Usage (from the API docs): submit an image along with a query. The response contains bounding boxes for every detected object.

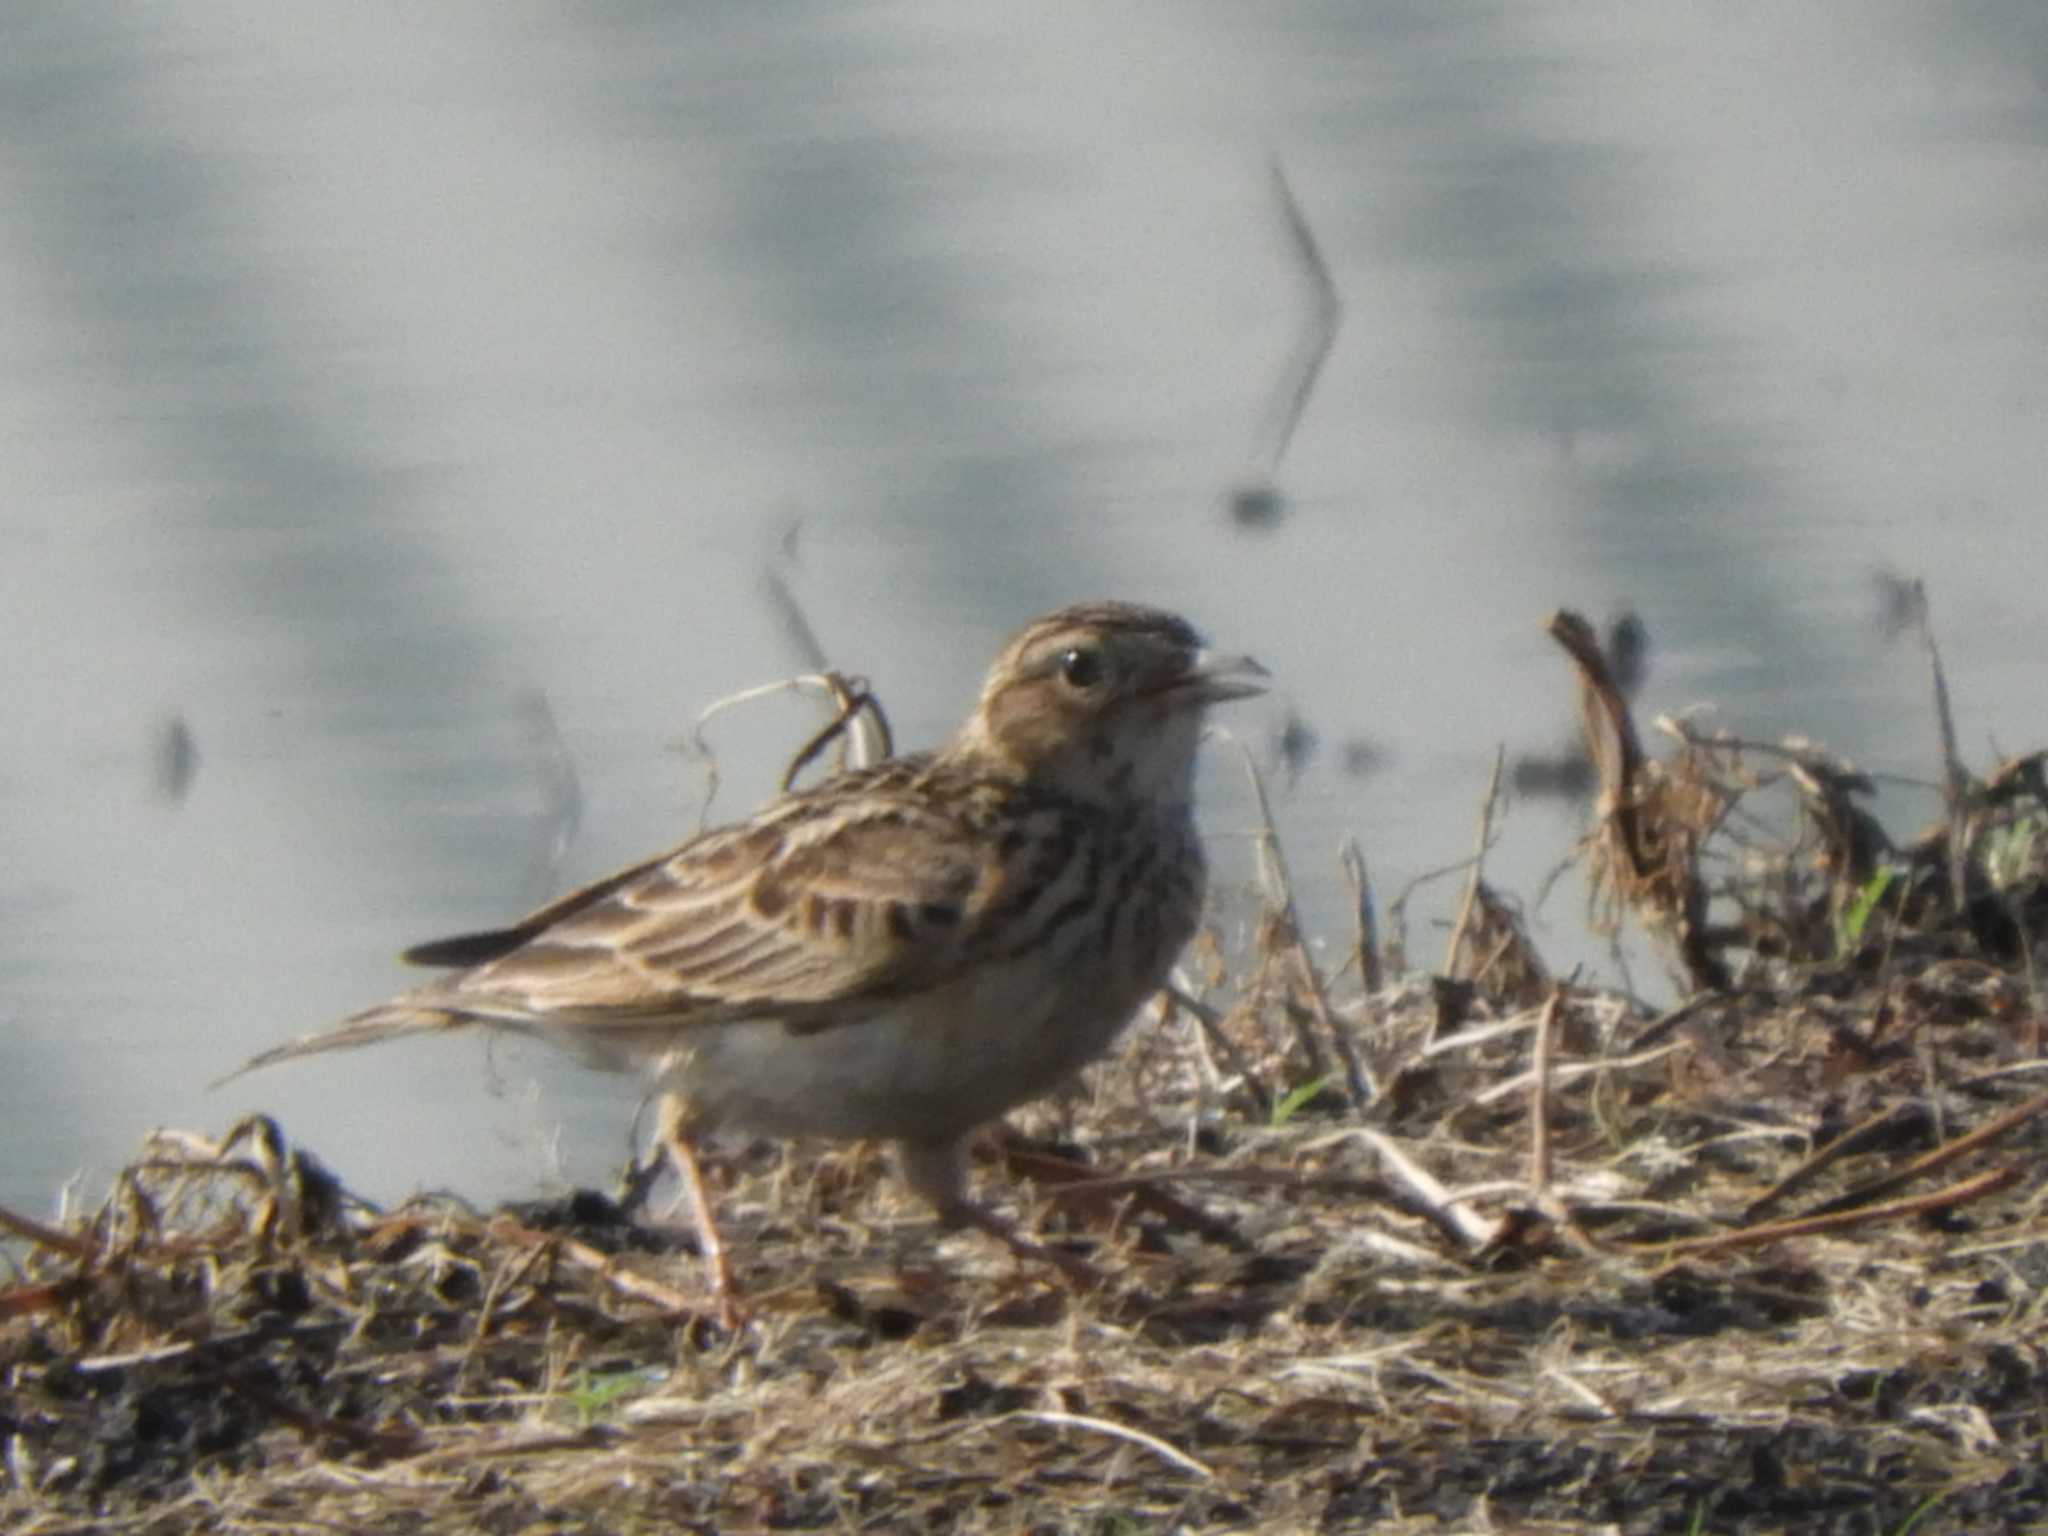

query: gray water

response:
[5,2,2044,1214]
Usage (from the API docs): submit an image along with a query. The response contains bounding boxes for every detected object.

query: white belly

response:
[651,946,1155,1146]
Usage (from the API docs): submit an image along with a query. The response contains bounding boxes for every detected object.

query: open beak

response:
[1174,648,1270,705]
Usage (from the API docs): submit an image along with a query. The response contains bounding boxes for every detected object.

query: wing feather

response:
[428,764,1014,1035]
[229,759,1075,1078]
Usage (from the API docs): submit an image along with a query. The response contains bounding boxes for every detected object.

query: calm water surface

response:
[4,2,2044,1212]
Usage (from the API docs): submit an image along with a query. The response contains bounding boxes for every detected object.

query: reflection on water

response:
[4,1,2045,1213]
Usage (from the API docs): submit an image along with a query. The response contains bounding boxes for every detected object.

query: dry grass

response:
[8,654,2048,1534]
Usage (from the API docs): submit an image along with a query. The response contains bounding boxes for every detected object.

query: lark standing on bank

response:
[235,601,1266,1310]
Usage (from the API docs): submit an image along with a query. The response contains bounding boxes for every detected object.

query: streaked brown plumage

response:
[232,601,1265,1311]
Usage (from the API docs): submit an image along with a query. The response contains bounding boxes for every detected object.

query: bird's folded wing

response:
[457,788,1007,1035]
[225,773,1072,1080]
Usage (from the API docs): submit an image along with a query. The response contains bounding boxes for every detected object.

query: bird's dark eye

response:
[1060,646,1105,689]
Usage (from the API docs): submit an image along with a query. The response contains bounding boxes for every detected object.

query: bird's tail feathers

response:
[212,1002,468,1089]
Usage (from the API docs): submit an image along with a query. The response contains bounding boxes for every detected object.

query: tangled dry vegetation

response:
[6,616,2048,1535]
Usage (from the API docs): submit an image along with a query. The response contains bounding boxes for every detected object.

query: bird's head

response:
[949,601,1267,804]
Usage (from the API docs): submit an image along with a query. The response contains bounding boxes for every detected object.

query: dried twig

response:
[0,1203,98,1259]
[1444,746,1509,983]
[1468,1041,1687,1107]
[1528,986,1564,1195]
[778,674,893,789]
[1163,983,1273,1117]
[1549,610,1731,991]
[486,1217,710,1317]
[1339,836,1382,995]
[1217,730,1374,1108]
[1356,1129,1506,1252]
[1895,577,1972,915]
[1791,1089,2048,1221]
[684,670,892,827]
[1638,1166,2019,1257]
[1742,1102,1921,1221]
[1010,1410,1215,1481]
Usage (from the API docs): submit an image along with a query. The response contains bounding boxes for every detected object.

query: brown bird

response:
[232,601,1266,1314]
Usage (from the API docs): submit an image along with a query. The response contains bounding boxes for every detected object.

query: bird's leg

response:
[658,1093,745,1326]
[896,1136,1105,1288]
